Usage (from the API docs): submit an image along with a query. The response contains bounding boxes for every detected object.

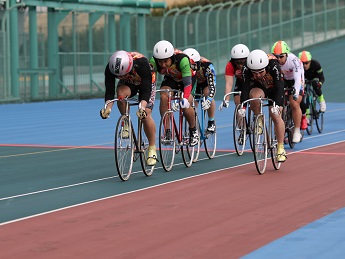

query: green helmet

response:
[271,41,290,55]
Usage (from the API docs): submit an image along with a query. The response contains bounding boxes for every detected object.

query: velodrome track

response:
[0,38,344,258]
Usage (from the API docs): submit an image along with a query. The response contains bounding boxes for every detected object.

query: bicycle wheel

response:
[247,107,254,152]
[203,110,216,159]
[114,115,134,181]
[253,114,267,174]
[233,104,247,156]
[182,118,195,167]
[191,113,201,162]
[269,119,281,170]
[159,111,176,172]
[306,99,314,135]
[138,120,154,177]
[286,106,295,149]
[314,99,324,133]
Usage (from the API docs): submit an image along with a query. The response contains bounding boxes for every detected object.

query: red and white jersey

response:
[279,52,305,93]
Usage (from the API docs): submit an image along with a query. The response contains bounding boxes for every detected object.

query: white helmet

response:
[231,44,250,59]
[153,40,174,59]
[246,49,269,70]
[183,48,201,62]
[108,50,133,76]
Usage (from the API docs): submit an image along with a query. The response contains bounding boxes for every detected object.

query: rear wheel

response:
[253,114,267,175]
[114,115,134,181]
[233,104,246,156]
[159,111,176,172]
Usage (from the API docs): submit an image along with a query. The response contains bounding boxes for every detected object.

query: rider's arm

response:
[292,57,304,95]
[240,66,251,104]
[205,63,216,99]
[104,64,116,109]
[180,56,193,99]
[314,60,325,85]
[224,62,235,101]
[271,61,285,107]
[136,57,154,108]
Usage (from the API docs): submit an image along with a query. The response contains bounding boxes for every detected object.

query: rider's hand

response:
[312,80,322,89]
[201,97,212,110]
[218,100,229,111]
[271,105,281,115]
[237,108,246,118]
[293,93,299,101]
[136,108,147,120]
[180,98,190,109]
[171,100,179,111]
[100,108,111,119]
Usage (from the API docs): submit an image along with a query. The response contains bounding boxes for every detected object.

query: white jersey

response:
[279,52,304,93]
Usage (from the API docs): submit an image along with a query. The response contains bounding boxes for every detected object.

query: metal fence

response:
[1,0,345,103]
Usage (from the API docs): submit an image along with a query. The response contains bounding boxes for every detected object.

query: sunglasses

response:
[274,54,286,59]
[251,68,266,74]
[303,61,310,65]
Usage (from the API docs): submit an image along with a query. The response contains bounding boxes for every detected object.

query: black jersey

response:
[304,59,325,84]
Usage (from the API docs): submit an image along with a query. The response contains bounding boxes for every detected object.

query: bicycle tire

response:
[182,118,194,168]
[268,118,281,170]
[233,104,246,156]
[159,111,176,172]
[114,115,134,181]
[314,99,324,133]
[286,105,295,148]
[203,110,216,159]
[138,120,154,177]
[247,107,254,152]
[306,98,314,135]
[192,113,201,162]
[253,114,267,174]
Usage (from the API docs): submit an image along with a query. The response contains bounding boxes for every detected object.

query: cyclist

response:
[298,50,326,112]
[183,48,217,132]
[150,40,199,147]
[240,49,287,162]
[220,43,250,109]
[271,40,306,143]
[100,50,157,166]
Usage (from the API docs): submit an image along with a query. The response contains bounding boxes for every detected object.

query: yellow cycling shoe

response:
[276,147,287,162]
[147,146,157,166]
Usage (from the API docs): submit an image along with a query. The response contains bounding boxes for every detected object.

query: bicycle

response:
[220,91,251,156]
[304,79,324,134]
[156,89,196,172]
[192,93,217,162]
[282,87,295,148]
[240,97,281,174]
[104,97,155,181]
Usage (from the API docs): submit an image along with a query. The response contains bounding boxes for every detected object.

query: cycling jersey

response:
[150,49,194,99]
[104,52,154,104]
[304,59,325,84]
[279,53,304,94]
[241,59,285,106]
[194,57,216,98]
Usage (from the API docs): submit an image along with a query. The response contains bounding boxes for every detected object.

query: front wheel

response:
[204,110,216,159]
[306,99,314,135]
[314,100,324,133]
[138,120,154,177]
[114,115,134,181]
[182,117,195,167]
[233,104,247,156]
[253,114,267,175]
[159,111,176,172]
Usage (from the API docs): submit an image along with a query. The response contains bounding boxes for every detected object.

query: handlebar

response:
[222,91,241,101]
[104,96,139,109]
[240,97,276,109]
